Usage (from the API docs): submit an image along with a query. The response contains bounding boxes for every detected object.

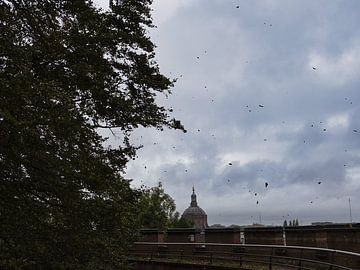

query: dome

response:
[181,186,208,229]
[182,206,207,216]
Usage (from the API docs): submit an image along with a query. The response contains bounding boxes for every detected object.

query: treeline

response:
[284,219,300,227]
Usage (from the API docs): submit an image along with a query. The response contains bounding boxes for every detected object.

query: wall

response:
[205,228,241,243]
[166,228,200,243]
[139,223,360,253]
[285,224,360,252]
[244,226,285,245]
[140,229,164,243]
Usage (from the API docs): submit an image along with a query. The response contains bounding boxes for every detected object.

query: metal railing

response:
[130,242,360,270]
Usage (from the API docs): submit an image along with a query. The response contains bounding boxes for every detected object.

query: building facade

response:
[181,186,208,230]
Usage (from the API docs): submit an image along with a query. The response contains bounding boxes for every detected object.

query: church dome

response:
[181,186,208,229]
[182,206,207,216]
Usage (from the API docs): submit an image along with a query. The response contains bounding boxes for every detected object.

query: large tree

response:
[0,0,183,269]
[138,183,193,230]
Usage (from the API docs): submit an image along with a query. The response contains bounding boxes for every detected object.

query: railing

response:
[131,242,360,270]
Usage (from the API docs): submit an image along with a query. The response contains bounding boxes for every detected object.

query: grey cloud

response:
[94,0,360,225]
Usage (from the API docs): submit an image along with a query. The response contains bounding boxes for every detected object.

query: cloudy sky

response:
[95,0,360,226]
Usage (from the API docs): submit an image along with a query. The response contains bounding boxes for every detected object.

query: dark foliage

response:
[0,0,183,269]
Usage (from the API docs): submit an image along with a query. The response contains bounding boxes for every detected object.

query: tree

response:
[138,182,177,230]
[138,183,193,230]
[283,220,288,227]
[0,0,183,269]
[172,217,194,228]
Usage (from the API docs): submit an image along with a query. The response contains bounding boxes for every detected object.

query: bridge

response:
[130,242,360,270]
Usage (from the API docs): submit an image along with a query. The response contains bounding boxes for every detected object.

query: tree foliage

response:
[283,220,288,227]
[172,217,194,229]
[0,0,183,269]
[283,219,299,227]
[138,183,193,230]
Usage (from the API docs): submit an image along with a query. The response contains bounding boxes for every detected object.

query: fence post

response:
[298,249,303,270]
[269,247,273,270]
[328,251,335,270]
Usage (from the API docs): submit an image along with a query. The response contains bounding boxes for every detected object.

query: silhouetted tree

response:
[0,0,183,269]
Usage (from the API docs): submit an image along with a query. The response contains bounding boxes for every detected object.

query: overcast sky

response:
[95,0,360,226]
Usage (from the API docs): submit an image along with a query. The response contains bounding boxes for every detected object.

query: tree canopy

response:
[138,183,193,230]
[0,0,183,269]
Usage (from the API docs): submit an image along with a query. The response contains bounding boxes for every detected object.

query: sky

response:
[94,0,360,226]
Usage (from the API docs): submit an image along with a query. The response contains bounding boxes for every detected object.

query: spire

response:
[191,185,197,207]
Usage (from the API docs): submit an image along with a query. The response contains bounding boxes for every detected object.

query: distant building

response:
[182,186,208,230]
[247,223,265,227]
[311,222,333,226]
[209,224,226,228]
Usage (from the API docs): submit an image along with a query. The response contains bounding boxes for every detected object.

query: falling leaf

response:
[258,104,264,108]
[229,162,232,165]
[265,182,268,188]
